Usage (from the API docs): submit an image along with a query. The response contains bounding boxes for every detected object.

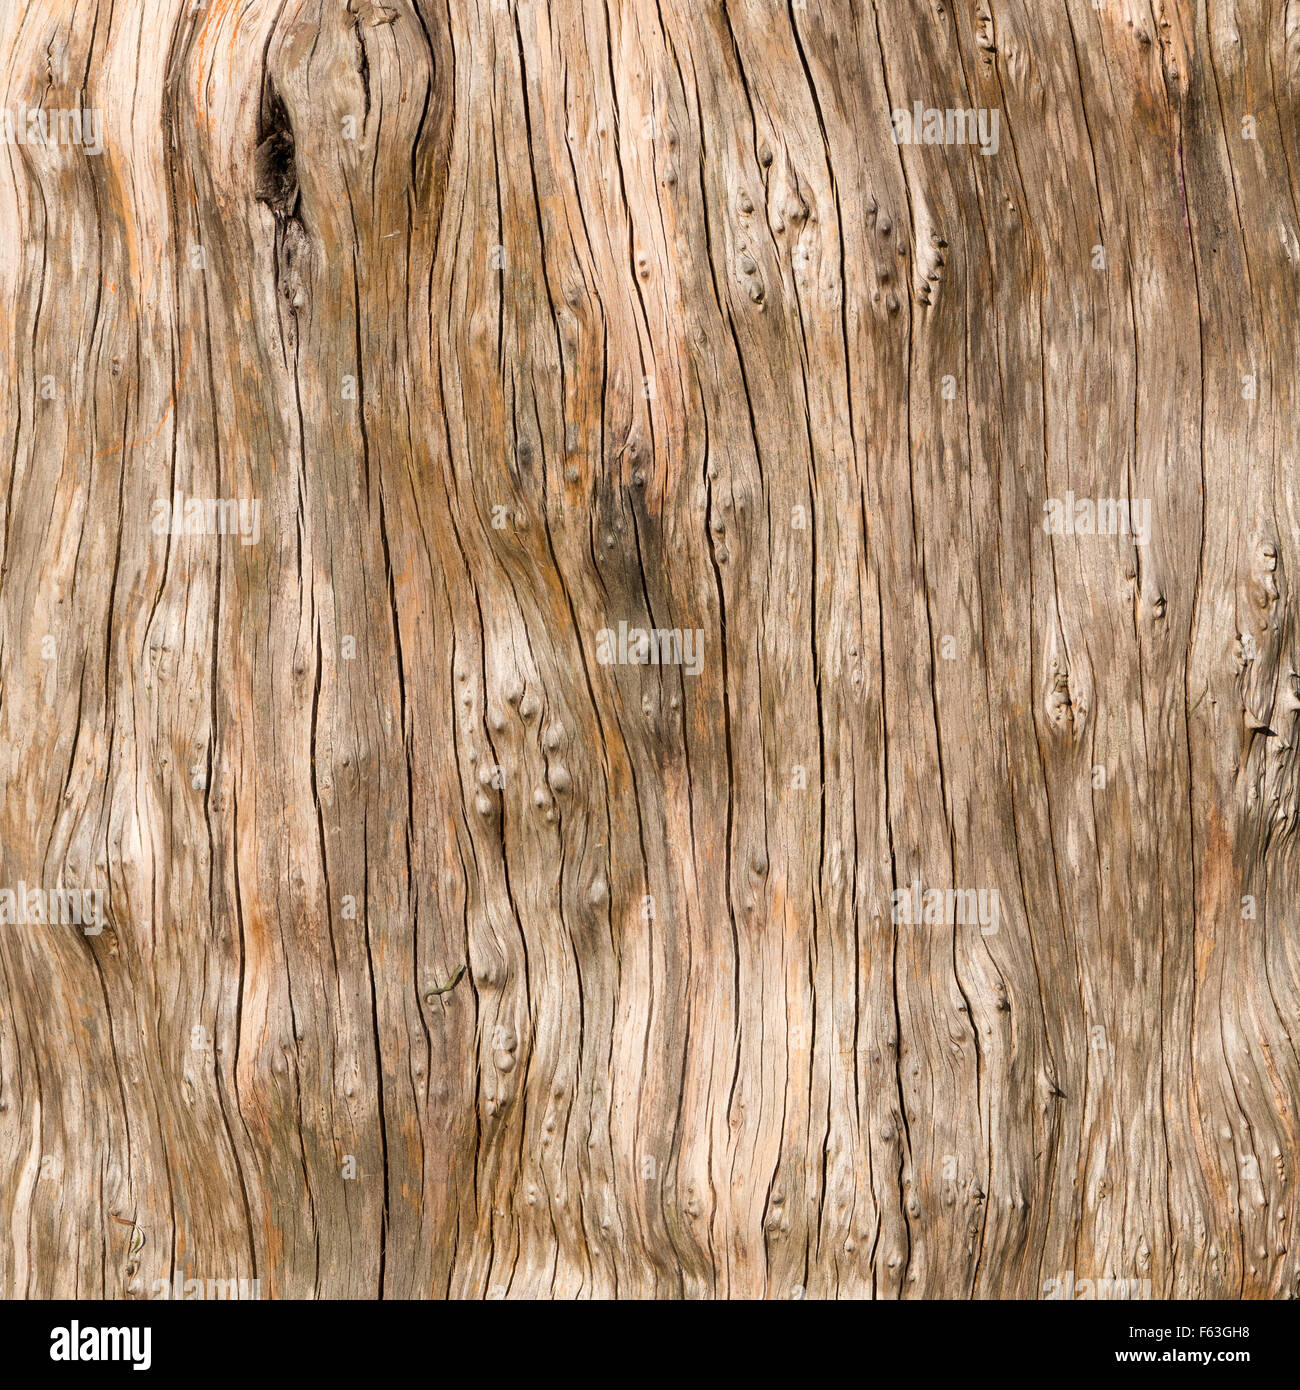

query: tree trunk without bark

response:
[1,0,1299,1301]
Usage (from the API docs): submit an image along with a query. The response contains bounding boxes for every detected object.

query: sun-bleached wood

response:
[1,0,1298,1300]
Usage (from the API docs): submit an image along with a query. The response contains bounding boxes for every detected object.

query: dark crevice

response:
[348,1,372,124]
[254,84,301,226]
[255,78,311,335]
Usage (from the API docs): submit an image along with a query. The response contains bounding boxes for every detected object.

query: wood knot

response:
[1045,660,1081,738]
[254,87,299,223]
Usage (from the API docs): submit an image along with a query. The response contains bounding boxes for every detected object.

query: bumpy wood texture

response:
[2,0,1299,1301]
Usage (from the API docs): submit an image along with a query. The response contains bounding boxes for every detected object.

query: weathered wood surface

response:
[1,0,1298,1300]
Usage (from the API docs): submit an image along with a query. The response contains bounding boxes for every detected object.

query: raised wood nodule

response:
[1,0,1297,1301]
